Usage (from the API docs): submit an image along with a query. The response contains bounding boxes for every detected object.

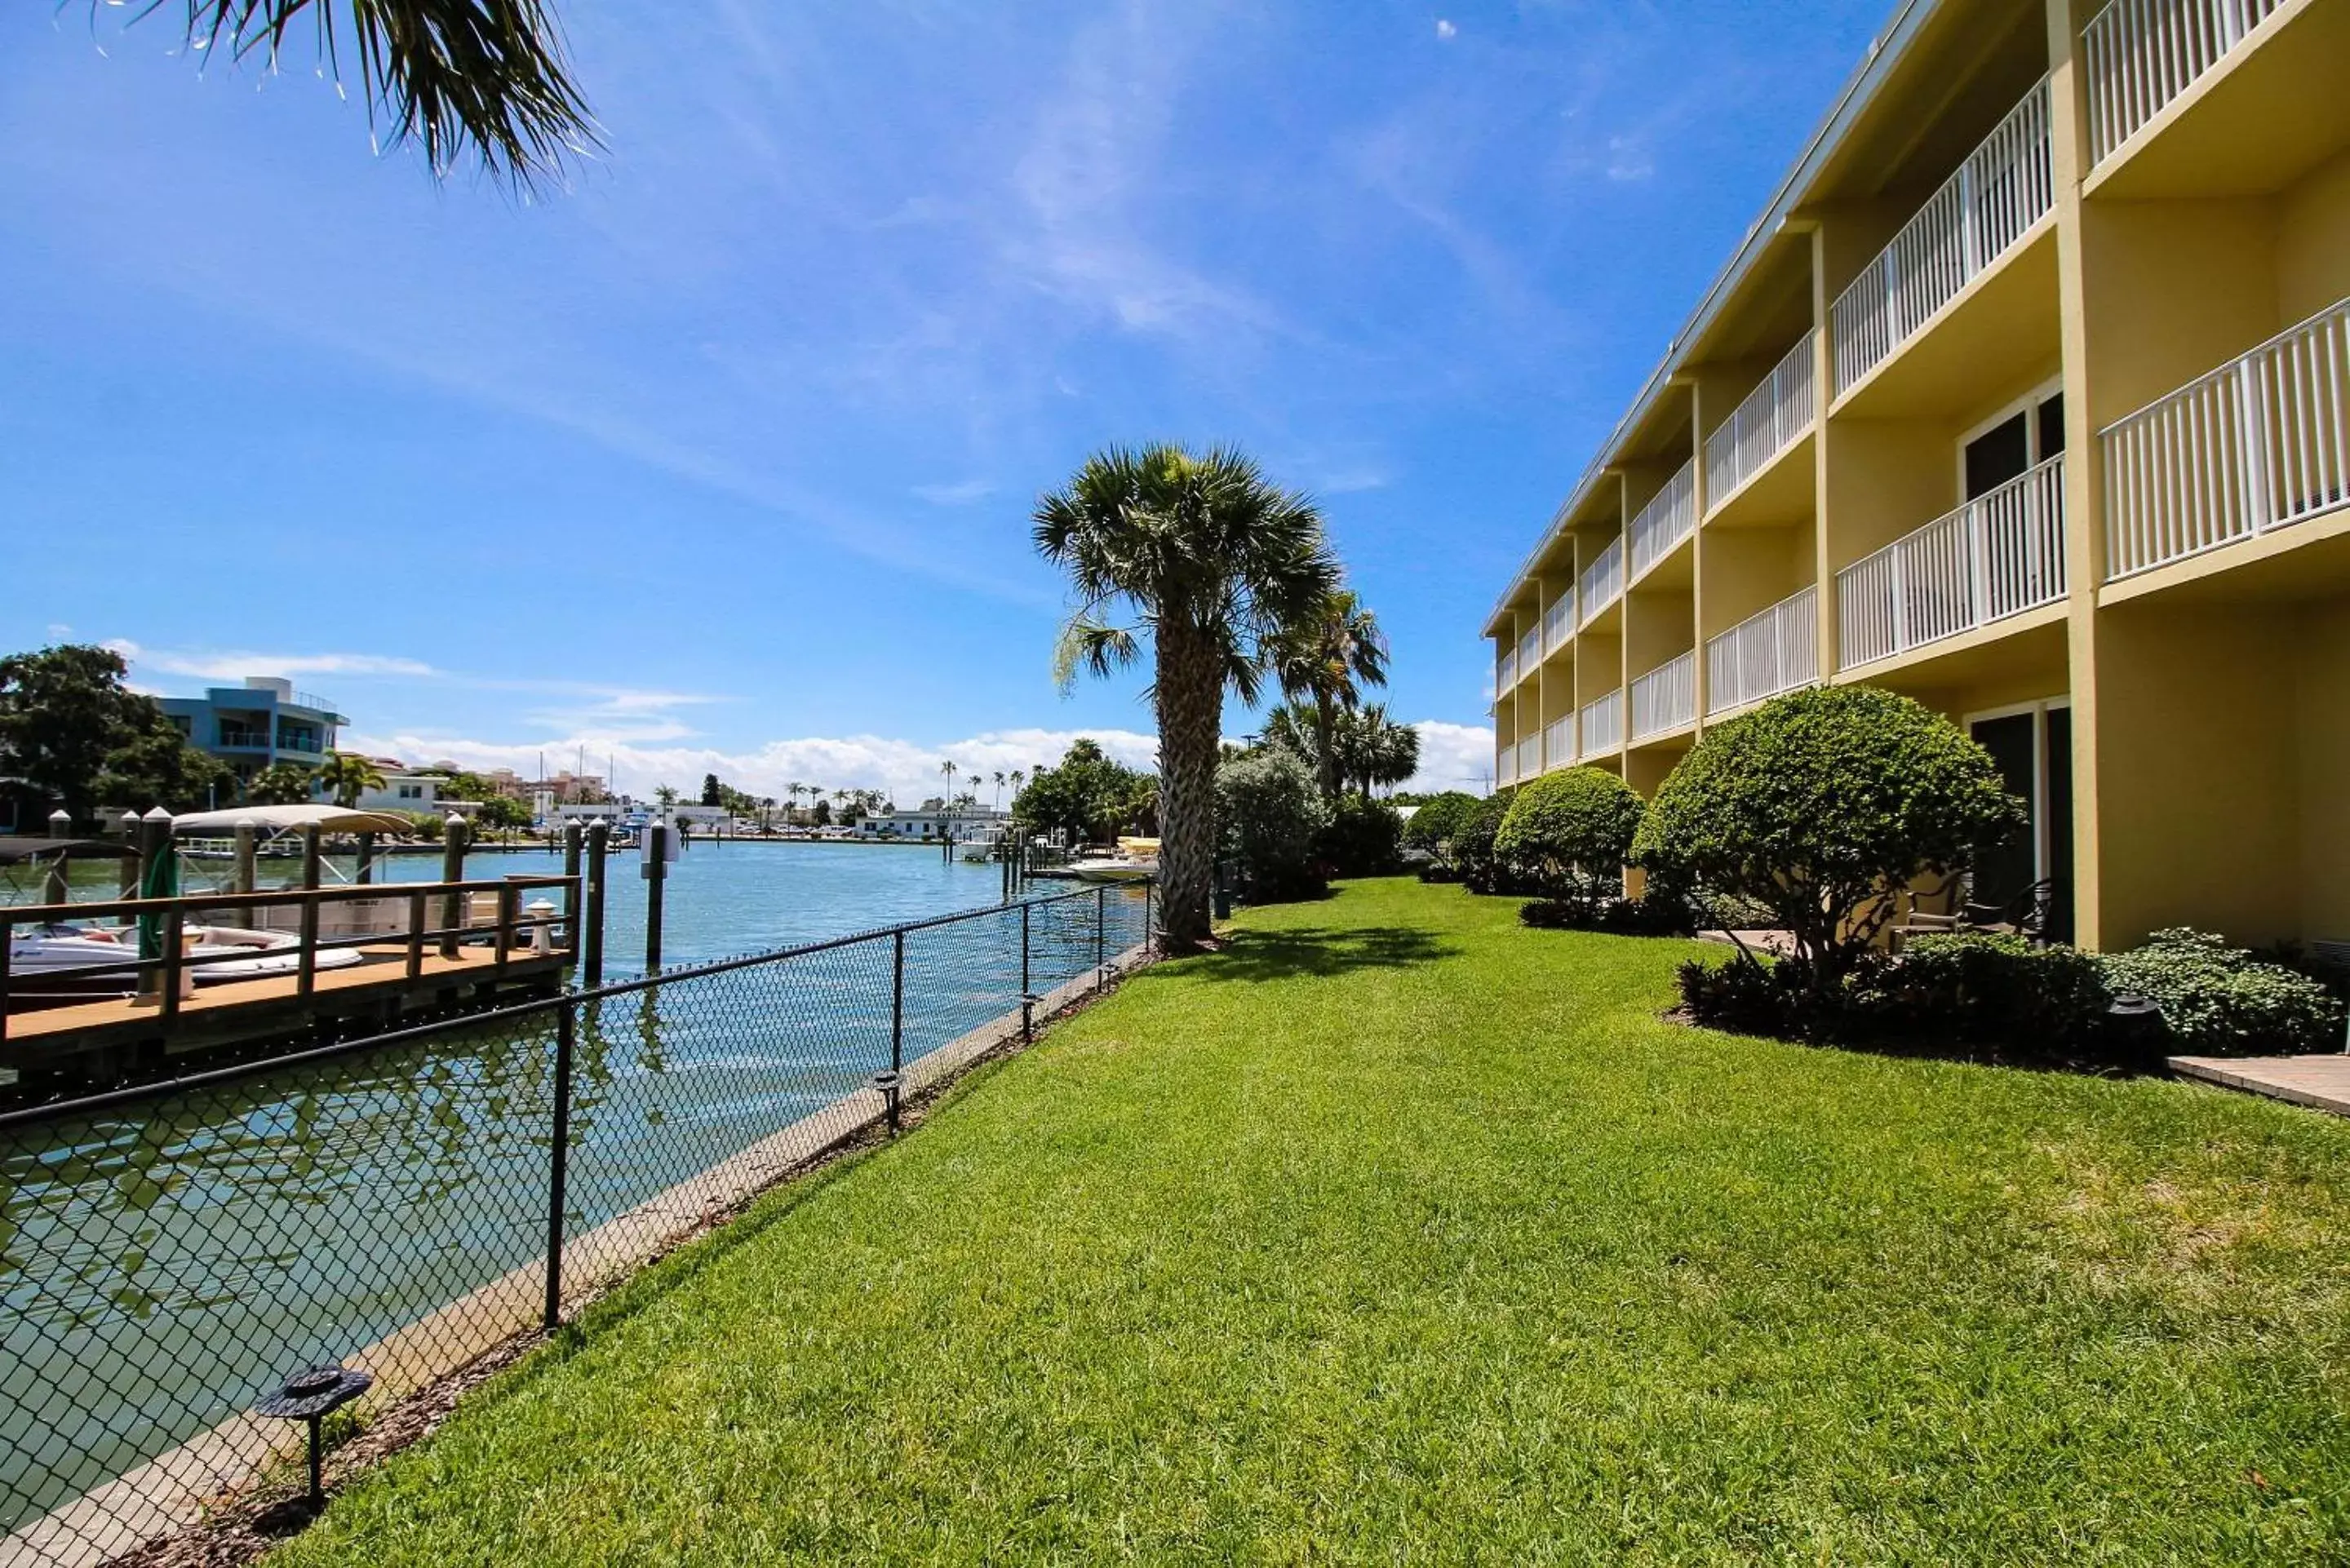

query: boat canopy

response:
[0,837,135,864]
[170,805,416,836]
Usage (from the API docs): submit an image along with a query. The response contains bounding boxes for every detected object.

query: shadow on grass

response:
[1197,924,1459,983]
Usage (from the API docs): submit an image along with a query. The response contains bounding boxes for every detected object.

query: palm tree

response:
[113,1,596,187]
[992,770,1008,809]
[1009,768,1026,803]
[1035,444,1338,947]
[1335,705,1422,796]
[1270,590,1389,800]
[316,751,387,809]
[246,760,320,805]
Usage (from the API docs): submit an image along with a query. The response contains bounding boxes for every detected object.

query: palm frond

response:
[128,1,598,188]
[1050,615,1140,697]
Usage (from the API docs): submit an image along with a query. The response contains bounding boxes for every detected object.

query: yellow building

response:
[1485,0,2350,954]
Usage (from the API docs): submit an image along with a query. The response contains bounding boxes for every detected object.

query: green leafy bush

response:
[1453,788,1518,894]
[1314,795,1403,878]
[1401,791,1479,855]
[1852,932,2112,1050]
[1520,894,1696,937]
[1634,686,2024,996]
[2099,928,2345,1056]
[1216,748,1329,903]
[1493,767,1644,907]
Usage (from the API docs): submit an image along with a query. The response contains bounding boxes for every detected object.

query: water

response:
[0,845,1143,1544]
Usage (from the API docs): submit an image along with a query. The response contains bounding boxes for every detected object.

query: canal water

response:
[0,845,1142,1544]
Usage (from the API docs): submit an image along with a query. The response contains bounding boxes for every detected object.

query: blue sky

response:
[1,0,1886,804]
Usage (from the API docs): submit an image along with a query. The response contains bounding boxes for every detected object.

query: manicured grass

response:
[281,880,2350,1564]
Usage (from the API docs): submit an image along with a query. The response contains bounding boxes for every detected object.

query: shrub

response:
[1401,791,1479,857]
[1493,768,1644,907]
[1454,787,1517,893]
[1851,932,2112,1050]
[1521,893,1697,937]
[1634,686,2024,999]
[2099,928,2345,1056]
[1315,795,1403,878]
[1216,748,1329,903]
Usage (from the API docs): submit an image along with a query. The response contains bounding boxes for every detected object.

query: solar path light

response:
[254,1364,373,1508]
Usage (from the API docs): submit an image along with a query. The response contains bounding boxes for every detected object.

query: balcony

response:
[1704,334,1816,512]
[1518,737,1541,782]
[1578,538,1625,628]
[1830,78,2054,398]
[1629,652,1697,742]
[2102,296,2349,582]
[1516,625,1543,684]
[2082,0,2284,168]
[1705,586,1819,716]
[1838,455,2068,670]
[1544,715,1576,769]
[1541,592,1575,656]
[1580,689,1625,755]
[1496,647,1519,693]
[1496,746,1517,787]
[1627,461,1697,584]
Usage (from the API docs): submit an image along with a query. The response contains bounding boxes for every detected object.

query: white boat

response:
[7,922,368,998]
[1066,837,1159,884]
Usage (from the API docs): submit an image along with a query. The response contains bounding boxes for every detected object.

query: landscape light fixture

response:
[254,1364,373,1508]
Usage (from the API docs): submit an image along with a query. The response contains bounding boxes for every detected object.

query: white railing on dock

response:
[1517,624,1542,678]
[1629,652,1697,742]
[1542,592,1574,654]
[1838,456,2067,669]
[1580,689,1625,755]
[1831,78,2052,395]
[2102,297,2350,581]
[1705,586,1819,716]
[1628,460,1697,582]
[1705,334,1816,509]
[1578,537,1625,627]
[2082,0,2283,167]
[1545,715,1576,769]
[1497,646,1518,692]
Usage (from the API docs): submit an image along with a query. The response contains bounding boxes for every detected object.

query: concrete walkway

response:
[2169,1054,2350,1117]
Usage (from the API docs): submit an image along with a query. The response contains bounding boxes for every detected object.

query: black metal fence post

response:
[544,996,575,1331]
[1020,900,1034,1042]
[886,930,906,1132]
[1095,885,1107,992]
[1143,878,1154,957]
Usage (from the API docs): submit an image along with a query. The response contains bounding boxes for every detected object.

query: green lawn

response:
[281,879,2350,1564]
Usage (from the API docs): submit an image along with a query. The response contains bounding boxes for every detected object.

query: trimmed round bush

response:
[1633,685,2024,991]
[1453,787,1515,893]
[1216,748,1329,902]
[1493,767,1644,902]
[1315,795,1403,878]
[1401,791,1478,853]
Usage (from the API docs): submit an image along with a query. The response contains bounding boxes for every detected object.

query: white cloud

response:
[339,724,1164,812]
[1434,19,1457,41]
[105,640,438,682]
[1604,134,1655,182]
[1403,719,1497,795]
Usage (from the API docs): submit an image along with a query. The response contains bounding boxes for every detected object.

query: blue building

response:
[157,677,347,793]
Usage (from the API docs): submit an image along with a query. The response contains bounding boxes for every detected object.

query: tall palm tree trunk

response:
[1155,622,1222,947]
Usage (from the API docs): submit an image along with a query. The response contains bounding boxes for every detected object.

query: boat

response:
[7,922,368,1003]
[1065,837,1159,884]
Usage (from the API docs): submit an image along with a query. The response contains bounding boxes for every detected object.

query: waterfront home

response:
[1481,0,2350,955]
[157,677,344,794]
[858,803,1009,841]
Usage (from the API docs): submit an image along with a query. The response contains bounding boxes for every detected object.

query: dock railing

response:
[0,879,1155,1568]
[0,875,582,1047]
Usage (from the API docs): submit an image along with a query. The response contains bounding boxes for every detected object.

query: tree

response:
[1035,444,1338,947]
[1399,791,1479,867]
[992,770,1008,809]
[654,783,679,809]
[700,773,723,808]
[1269,590,1388,800]
[246,760,320,804]
[1493,767,1645,909]
[1632,686,2025,997]
[1216,747,1328,902]
[94,706,237,814]
[0,644,165,825]
[317,751,388,809]
[1012,738,1155,844]
[1332,705,1421,796]
[110,1,596,188]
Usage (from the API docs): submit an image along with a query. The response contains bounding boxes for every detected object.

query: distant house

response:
[352,771,480,819]
[858,803,1008,839]
[157,678,344,793]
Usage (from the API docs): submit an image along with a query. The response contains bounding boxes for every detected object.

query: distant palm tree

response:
[246,760,320,805]
[1035,444,1337,946]
[109,1,597,187]
[1270,589,1389,801]
[1009,768,1026,803]
[992,770,1008,809]
[1335,705,1421,796]
[316,751,387,809]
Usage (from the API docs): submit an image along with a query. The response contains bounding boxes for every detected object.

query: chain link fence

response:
[0,881,1153,1566]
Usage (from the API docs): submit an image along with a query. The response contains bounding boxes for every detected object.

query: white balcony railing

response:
[1627,460,1697,581]
[1578,537,1625,627]
[1496,747,1516,788]
[1705,334,1817,508]
[1629,651,1697,742]
[1542,592,1575,655]
[1497,647,1518,692]
[1705,585,1818,717]
[1831,78,2053,394]
[1517,624,1542,677]
[2083,0,2284,167]
[2102,296,2350,581]
[1580,689,1625,755]
[1517,737,1541,782]
[1838,456,2068,669]
[1544,715,1576,769]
